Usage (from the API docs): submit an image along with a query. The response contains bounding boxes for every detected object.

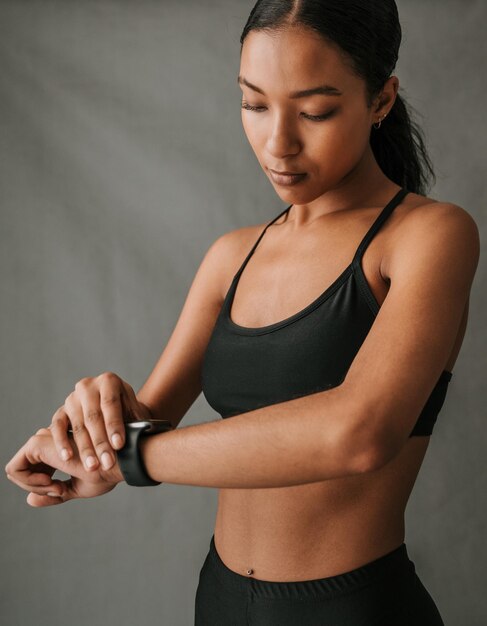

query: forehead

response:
[239,26,358,91]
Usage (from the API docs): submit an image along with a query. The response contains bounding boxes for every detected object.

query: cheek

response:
[312,116,370,168]
[241,113,263,149]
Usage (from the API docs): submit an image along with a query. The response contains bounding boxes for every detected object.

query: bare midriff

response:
[214,435,428,582]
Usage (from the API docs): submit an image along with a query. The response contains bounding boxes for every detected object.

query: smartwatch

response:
[116,419,173,486]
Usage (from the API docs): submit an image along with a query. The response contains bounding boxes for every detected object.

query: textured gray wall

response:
[1,1,485,624]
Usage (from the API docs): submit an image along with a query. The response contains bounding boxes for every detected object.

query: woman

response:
[5,1,480,624]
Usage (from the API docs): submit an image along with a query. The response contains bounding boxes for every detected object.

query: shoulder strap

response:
[351,187,409,269]
[232,204,293,280]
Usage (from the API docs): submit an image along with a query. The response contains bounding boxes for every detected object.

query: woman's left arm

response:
[136,202,480,489]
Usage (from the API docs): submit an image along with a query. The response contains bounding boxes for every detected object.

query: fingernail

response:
[101,451,113,469]
[85,455,97,468]
[111,433,123,448]
[47,492,61,498]
[61,448,70,461]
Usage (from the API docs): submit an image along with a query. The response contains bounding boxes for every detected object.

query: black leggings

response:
[194,534,445,625]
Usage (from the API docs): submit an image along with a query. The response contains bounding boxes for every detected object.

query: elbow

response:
[340,403,397,475]
[351,442,390,474]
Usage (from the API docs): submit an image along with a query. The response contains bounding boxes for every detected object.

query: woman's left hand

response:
[5,427,124,507]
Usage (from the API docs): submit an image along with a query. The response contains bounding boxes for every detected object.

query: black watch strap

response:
[116,420,173,486]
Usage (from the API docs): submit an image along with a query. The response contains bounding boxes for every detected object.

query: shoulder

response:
[401,196,479,235]
[383,197,480,281]
[211,219,266,256]
[205,219,268,298]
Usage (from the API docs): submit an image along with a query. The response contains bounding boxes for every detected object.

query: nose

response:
[265,112,302,159]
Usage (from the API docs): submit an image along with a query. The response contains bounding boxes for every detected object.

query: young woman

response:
[5,1,480,624]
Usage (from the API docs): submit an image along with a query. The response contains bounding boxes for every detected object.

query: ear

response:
[373,75,400,118]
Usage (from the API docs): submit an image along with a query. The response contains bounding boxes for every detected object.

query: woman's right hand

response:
[48,372,154,473]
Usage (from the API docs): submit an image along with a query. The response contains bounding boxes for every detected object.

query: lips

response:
[270,169,305,175]
[268,169,307,186]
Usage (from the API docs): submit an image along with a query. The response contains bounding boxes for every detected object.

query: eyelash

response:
[240,102,336,122]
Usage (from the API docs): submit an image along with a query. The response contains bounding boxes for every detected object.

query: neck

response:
[284,146,399,229]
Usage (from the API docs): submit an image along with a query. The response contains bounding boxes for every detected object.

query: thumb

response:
[26,490,67,507]
[26,477,77,507]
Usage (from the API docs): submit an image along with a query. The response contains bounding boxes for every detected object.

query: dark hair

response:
[240,0,435,196]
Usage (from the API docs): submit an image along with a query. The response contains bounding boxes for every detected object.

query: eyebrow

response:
[237,75,343,98]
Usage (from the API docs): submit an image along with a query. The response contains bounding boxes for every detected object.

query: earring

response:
[373,114,386,130]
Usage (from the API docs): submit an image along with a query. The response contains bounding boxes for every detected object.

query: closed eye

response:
[241,102,337,122]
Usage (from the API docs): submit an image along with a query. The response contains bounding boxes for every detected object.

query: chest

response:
[202,274,373,417]
[228,229,389,329]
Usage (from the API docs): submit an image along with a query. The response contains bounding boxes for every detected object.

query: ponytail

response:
[370,91,435,195]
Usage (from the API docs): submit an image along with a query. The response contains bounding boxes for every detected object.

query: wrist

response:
[138,436,157,481]
[115,419,173,486]
[108,455,125,485]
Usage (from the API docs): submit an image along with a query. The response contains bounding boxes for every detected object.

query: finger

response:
[77,380,118,471]
[7,471,53,489]
[26,491,65,507]
[98,373,126,451]
[5,439,56,487]
[49,407,74,463]
[64,392,100,472]
[36,427,51,435]
[26,474,79,506]
[7,471,61,495]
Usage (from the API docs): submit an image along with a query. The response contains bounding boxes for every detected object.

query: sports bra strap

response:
[351,187,409,270]
[232,188,408,280]
[232,204,293,280]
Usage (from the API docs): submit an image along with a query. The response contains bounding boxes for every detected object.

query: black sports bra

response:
[202,187,453,437]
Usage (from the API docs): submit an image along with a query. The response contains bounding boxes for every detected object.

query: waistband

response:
[206,534,415,600]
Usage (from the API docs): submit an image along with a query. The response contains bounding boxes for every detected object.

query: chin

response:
[270,182,318,204]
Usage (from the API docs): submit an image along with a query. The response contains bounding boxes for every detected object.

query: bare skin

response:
[210,24,470,580]
[5,22,476,585]
[213,190,467,581]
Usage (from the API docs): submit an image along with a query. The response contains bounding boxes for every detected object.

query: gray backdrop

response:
[1,1,485,625]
